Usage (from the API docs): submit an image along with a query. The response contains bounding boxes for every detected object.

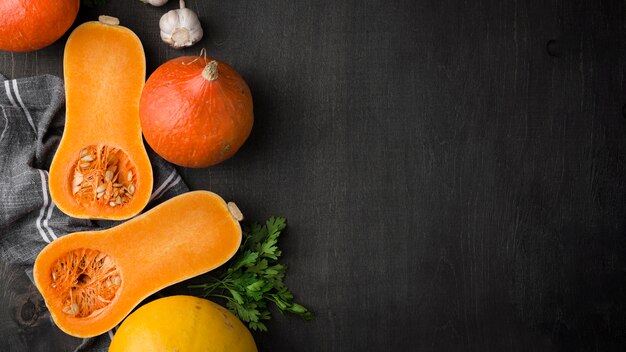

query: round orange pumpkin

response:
[139,56,254,168]
[0,0,80,52]
[109,296,257,352]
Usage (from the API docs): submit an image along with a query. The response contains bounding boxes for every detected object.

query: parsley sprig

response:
[190,217,313,331]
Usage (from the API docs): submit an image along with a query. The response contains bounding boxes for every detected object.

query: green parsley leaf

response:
[190,217,313,331]
[230,250,258,272]
[246,259,268,274]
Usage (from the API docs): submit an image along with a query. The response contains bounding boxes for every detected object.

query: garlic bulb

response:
[159,0,203,49]
[140,0,168,6]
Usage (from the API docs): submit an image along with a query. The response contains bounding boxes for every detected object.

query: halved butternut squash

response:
[33,191,243,338]
[49,16,152,220]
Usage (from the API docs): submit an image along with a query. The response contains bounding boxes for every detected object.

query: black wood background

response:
[2,0,626,351]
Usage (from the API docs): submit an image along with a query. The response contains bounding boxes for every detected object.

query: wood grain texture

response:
[1,0,626,351]
[0,260,85,351]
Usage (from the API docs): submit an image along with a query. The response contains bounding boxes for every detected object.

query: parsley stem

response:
[207,294,234,301]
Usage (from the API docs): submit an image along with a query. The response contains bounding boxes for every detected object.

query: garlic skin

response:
[159,0,203,49]
[140,0,168,6]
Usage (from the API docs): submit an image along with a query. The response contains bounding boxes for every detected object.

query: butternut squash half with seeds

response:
[33,191,243,338]
[49,16,152,220]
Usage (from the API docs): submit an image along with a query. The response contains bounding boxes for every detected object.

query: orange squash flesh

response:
[33,191,242,338]
[49,17,152,220]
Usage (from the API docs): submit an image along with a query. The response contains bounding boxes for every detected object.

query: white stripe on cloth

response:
[36,170,51,243]
[108,330,114,340]
[0,107,9,143]
[42,189,58,240]
[155,175,182,201]
[11,81,58,242]
[12,80,37,134]
[4,80,17,107]
[149,170,177,202]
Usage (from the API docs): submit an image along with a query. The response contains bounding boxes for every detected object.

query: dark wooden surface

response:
[2,0,626,351]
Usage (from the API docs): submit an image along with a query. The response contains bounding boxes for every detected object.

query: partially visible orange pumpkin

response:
[0,0,80,52]
[140,56,254,168]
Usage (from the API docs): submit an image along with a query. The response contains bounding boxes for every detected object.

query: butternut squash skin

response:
[49,18,152,220]
[33,191,242,338]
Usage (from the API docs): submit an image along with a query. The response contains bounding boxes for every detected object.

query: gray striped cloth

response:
[0,73,188,351]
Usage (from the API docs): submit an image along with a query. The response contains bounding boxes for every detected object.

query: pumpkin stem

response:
[201,60,219,81]
[180,0,186,9]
